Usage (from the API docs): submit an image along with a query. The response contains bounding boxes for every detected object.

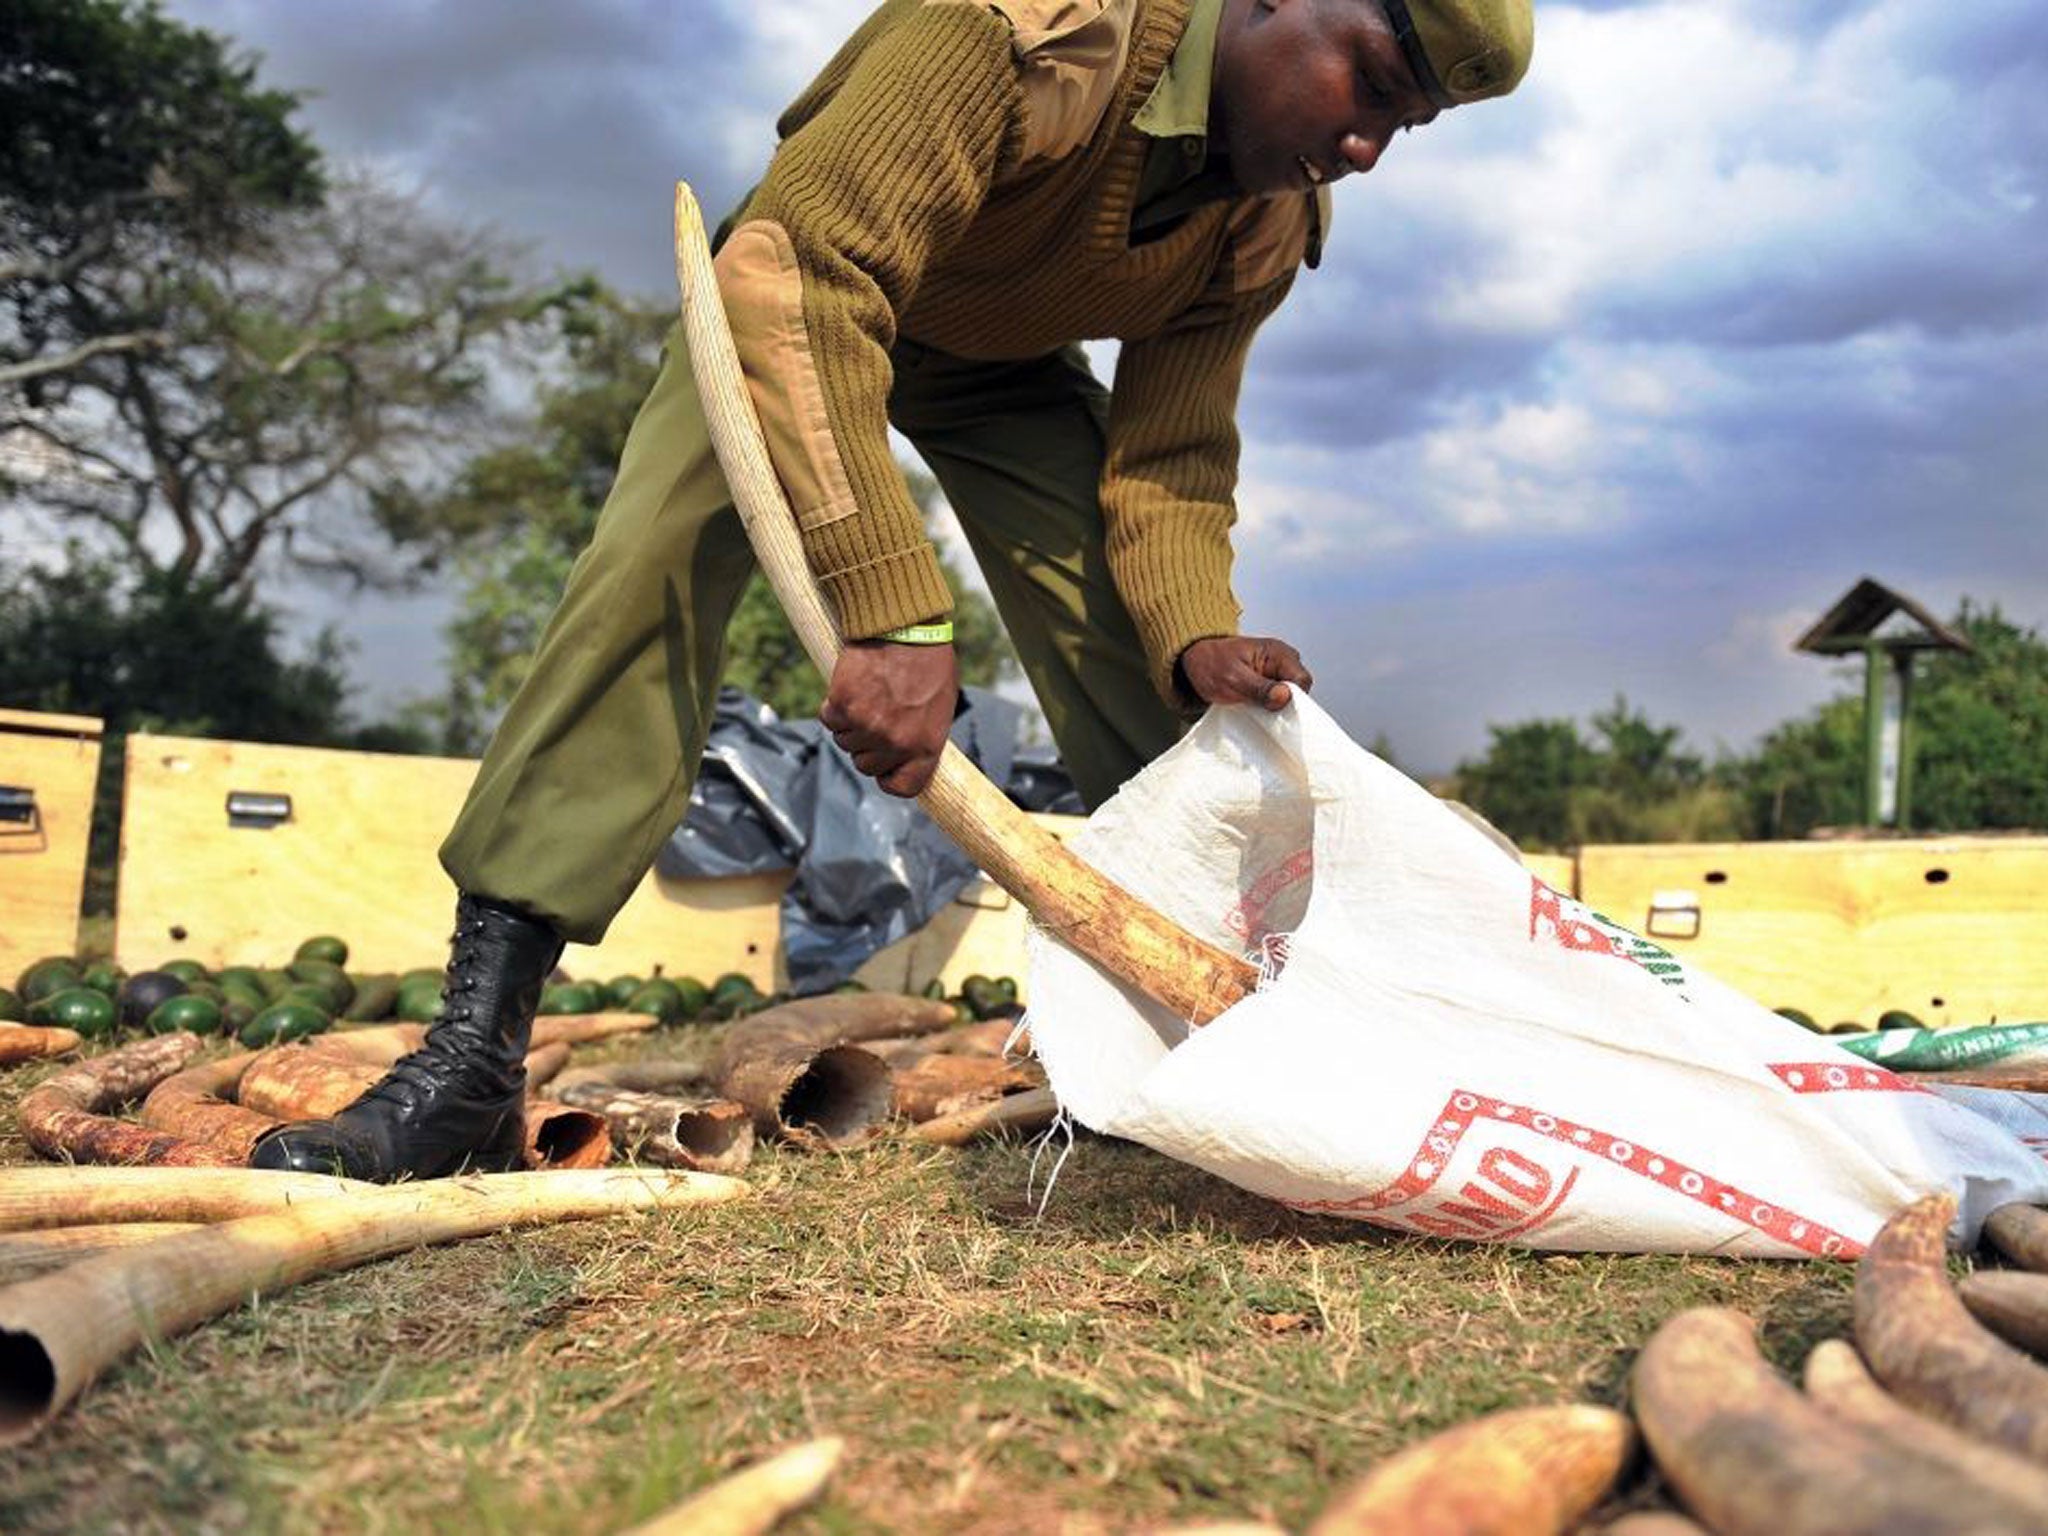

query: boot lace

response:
[360,913,498,1109]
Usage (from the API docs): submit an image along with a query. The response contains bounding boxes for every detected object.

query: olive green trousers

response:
[440,329,1184,944]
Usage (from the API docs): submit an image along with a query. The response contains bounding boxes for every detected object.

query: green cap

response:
[1382,0,1535,108]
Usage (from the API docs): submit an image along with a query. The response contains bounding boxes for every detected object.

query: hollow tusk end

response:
[0,1322,58,1449]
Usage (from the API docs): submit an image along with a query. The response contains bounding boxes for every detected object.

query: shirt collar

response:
[1132,0,1227,143]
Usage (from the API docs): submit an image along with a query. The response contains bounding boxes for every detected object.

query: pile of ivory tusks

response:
[0,991,1051,1454]
[589,1191,2048,1536]
[1622,1192,2048,1536]
[11,1021,638,1173]
[1156,1192,2048,1536]
[616,1412,1629,1536]
[5,992,1054,1180]
[0,1165,749,1447]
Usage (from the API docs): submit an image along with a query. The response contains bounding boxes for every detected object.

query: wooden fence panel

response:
[0,709,104,979]
[117,734,786,983]
[115,733,1073,995]
[1576,837,2048,1027]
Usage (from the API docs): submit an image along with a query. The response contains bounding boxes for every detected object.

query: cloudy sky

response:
[158,0,2047,774]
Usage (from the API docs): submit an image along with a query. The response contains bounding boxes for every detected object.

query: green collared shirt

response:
[1129,0,1239,243]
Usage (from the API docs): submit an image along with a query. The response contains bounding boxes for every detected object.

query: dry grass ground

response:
[0,1033,1856,1535]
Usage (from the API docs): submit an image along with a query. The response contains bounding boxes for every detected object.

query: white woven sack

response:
[1025,694,2048,1256]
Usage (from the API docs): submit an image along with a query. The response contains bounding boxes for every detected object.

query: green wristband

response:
[875,621,954,645]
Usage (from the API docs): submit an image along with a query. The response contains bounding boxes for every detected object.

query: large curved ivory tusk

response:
[620,1435,844,1536]
[0,1165,366,1231]
[239,1044,404,1119]
[672,183,1259,1027]
[138,1050,278,1162]
[1854,1193,2048,1463]
[1803,1336,2048,1517]
[0,1167,747,1445]
[0,1223,202,1284]
[17,1033,233,1166]
[1303,1403,1633,1535]
[1986,1202,2048,1271]
[911,1086,1060,1146]
[279,1036,583,1095]
[1633,1305,2041,1533]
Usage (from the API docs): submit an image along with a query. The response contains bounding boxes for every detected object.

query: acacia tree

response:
[428,290,1021,751]
[3,0,586,591]
[1,0,321,381]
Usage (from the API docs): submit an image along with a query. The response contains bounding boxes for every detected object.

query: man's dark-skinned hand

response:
[1177,635,1313,711]
[820,640,959,798]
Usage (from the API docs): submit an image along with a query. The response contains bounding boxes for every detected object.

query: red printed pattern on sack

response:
[1528,878,1691,993]
[1768,1061,1927,1095]
[1224,848,1314,939]
[1287,1089,1861,1259]
[1257,932,1292,983]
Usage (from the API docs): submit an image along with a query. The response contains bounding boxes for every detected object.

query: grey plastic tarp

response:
[657,687,1081,993]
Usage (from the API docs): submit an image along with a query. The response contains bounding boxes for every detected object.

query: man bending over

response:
[253,0,1534,1180]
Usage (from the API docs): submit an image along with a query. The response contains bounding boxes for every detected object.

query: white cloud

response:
[1706,603,1822,671]
[140,0,2046,766]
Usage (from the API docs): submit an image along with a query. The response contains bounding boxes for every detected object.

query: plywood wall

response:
[1522,852,1576,894]
[1577,837,2048,1027]
[116,732,1073,992]
[105,732,2048,1023]
[0,709,104,979]
[116,733,787,982]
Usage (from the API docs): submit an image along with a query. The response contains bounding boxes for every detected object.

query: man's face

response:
[1212,0,1441,196]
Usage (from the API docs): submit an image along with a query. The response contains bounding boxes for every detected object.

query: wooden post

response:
[1894,649,1917,831]
[1862,639,1886,827]
[0,709,104,976]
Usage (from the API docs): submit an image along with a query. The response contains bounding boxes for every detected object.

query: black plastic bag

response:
[657,687,1081,992]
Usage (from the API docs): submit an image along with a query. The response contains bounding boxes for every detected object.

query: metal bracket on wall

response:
[1645,888,1702,941]
[0,785,40,840]
[225,791,293,830]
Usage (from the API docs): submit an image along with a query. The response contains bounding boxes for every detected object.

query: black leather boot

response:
[249,894,564,1180]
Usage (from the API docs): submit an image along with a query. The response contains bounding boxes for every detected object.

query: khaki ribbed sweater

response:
[735,0,1313,705]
